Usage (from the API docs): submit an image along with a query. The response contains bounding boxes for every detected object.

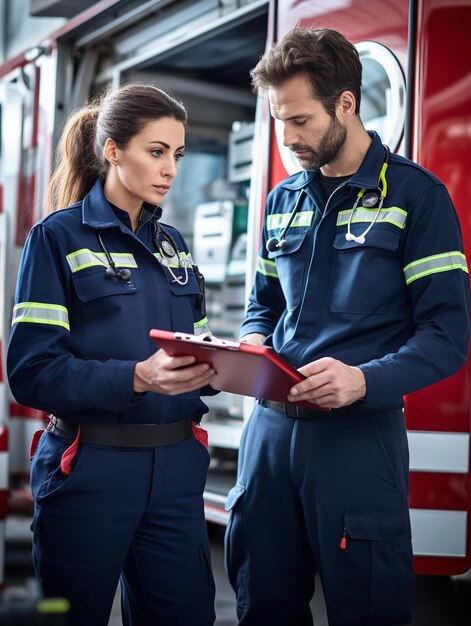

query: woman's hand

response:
[134,349,216,395]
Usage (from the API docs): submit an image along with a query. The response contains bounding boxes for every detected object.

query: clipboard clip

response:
[173,332,241,350]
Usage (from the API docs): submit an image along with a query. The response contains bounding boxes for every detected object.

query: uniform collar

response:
[280,131,386,192]
[82,178,163,230]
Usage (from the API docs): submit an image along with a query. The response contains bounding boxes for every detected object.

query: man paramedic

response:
[224,27,470,626]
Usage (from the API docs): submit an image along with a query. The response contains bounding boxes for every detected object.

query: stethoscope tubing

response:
[265,144,390,252]
[152,221,189,285]
[345,145,390,245]
[265,189,306,252]
[97,221,189,285]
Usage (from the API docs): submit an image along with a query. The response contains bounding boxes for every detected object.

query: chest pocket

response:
[166,268,202,332]
[268,227,310,312]
[72,266,140,302]
[330,226,402,315]
[167,269,200,297]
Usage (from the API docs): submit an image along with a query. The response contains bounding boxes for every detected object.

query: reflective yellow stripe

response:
[194,317,211,335]
[154,251,194,268]
[337,206,407,229]
[267,211,314,231]
[67,249,137,272]
[404,251,468,285]
[12,302,70,331]
[37,598,71,614]
[256,256,278,278]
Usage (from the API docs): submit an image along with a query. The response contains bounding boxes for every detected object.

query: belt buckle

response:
[285,403,301,418]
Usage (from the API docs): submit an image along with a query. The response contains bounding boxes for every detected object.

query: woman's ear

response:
[103,138,119,166]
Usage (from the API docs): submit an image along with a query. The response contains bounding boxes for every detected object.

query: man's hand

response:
[287,357,366,408]
[240,333,266,346]
[134,349,216,395]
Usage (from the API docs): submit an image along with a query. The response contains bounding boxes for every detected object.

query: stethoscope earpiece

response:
[266,237,279,252]
[105,264,132,281]
[266,237,288,251]
[265,190,306,254]
[99,234,132,282]
[117,268,132,281]
[345,232,365,244]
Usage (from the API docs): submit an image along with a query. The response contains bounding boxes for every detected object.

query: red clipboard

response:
[150,329,328,411]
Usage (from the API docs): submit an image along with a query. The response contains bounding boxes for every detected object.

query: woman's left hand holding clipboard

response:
[134,349,217,395]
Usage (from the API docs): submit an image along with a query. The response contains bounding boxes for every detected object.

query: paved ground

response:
[4,516,471,625]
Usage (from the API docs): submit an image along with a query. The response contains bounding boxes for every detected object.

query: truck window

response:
[357,41,406,152]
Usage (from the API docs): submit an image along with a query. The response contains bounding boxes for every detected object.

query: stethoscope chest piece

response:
[160,239,176,258]
[152,220,189,285]
[361,190,380,208]
[345,144,390,245]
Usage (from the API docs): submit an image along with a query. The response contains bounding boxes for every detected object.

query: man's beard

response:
[291,115,347,170]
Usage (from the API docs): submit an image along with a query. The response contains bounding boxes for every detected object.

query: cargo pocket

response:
[342,508,414,623]
[330,226,402,314]
[224,483,248,606]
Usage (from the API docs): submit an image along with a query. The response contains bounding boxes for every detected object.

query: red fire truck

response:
[0,0,469,586]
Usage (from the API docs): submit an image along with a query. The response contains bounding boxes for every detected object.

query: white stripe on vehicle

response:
[408,431,469,473]
[410,509,467,557]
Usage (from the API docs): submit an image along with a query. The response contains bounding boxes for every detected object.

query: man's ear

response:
[103,138,119,166]
[336,90,357,120]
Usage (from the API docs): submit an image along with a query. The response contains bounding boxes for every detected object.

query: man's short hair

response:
[250,27,362,116]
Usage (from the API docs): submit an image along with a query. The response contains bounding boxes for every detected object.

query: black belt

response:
[51,417,194,448]
[258,399,384,419]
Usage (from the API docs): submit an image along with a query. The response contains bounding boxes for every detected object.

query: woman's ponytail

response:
[46,104,103,212]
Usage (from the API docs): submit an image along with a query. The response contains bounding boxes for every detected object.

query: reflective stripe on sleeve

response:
[337,206,407,229]
[66,249,137,272]
[194,317,211,335]
[256,256,278,278]
[12,302,70,331]
[404,251,468,285]
[267,211,314,231]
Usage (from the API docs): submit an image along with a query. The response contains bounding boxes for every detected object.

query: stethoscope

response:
[98,220,189,285]
[152,220,190,285]
[266,190,307,252]
[265,145,390,252]
[346,145,390,245]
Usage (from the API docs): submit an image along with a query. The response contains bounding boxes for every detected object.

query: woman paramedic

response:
[7,83,217,626]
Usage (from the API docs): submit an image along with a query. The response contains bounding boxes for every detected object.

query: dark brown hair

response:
[47,83,187,211]
[250,27,362,117]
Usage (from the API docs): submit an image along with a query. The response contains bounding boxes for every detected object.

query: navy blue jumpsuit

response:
[7,179,216,626]
[224,132,470,625]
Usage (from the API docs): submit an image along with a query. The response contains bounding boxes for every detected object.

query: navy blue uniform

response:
[225,133,470,625]
[7,179,215,626]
